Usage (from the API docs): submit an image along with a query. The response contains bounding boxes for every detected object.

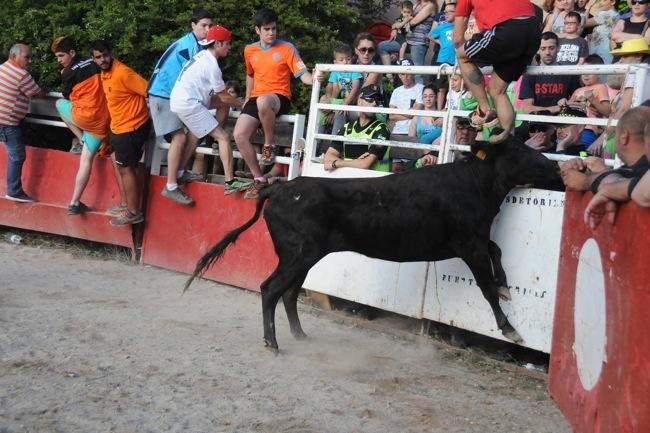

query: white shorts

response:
[174,105,218,139]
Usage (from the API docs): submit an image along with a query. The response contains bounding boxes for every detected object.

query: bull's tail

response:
[183,192,270,293]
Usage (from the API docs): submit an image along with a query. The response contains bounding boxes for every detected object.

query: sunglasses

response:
[456,124,472,131]
[358,47,376,54]
[564,21,579,24]
[630,0,647,5]
[529,124,549,133]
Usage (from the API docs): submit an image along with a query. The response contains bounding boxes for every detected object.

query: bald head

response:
[618,106,650,143]
[8,43,32,70]
[615,106,650,164]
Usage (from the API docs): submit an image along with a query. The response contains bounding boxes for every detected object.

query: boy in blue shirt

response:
[319,44,363,145]
[148,9,213,205]
[428,3,456,109]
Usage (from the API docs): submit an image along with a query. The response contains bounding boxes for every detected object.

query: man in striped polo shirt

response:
[0,43,46,202]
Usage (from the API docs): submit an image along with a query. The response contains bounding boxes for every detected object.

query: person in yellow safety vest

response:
[324,85,392,172]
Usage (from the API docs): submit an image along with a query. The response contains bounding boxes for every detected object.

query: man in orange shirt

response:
[91,40,151,226]
[234,7,313,199]
[51,37,111,215]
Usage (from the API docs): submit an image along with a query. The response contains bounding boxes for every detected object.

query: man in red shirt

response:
[453,0,541,143]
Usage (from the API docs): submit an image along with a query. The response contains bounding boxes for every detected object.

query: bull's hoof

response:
[503,329,524,344]
[263,338,280,355]
[291,329,308,340]
[497,286,512,301]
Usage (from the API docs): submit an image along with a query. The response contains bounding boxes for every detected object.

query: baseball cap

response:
[396,58,414,66]
[359,85,382,104]
[198,25,232,45]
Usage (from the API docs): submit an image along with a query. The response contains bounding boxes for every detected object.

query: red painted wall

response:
[549,192,650,433]
[0,146,133,248]
[140,176,278,292]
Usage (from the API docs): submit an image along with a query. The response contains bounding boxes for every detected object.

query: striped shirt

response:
[0,60,41,126]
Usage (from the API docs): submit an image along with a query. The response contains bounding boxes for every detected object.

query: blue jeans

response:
[409,44,429,84]
[0,124,26,196]
[378,40,401,56]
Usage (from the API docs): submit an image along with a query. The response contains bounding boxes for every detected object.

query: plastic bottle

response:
[4,233,22,244]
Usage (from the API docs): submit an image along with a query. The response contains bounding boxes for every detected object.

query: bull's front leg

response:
[282,284,308,340]
[462,248,523,344]
[488,240,511,301]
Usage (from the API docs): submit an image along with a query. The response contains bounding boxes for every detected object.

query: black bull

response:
[185,137,563,353]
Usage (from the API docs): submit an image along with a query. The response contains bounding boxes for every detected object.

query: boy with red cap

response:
[453,0,541,144]
[170,25,249,200]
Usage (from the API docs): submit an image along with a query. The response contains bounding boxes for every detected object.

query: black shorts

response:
[109,120,151,168]
[463,17,541,83]
[241,94,291,121]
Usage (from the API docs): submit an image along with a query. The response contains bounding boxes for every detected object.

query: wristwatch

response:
[332,159,338,169]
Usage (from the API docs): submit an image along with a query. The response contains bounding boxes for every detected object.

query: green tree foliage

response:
[0,0,395,111]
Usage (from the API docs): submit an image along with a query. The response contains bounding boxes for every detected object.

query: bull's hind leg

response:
[462,248,523,344]
[260,264,312,353]
[488,241,511,301]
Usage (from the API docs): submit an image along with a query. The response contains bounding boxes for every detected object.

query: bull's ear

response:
[470,143,490,160]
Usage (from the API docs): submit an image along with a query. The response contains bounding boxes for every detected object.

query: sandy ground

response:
[0,241,571,433]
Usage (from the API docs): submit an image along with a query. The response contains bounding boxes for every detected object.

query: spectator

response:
[320,43,363,141]
[408,85,442,144]
[404,0,438,83]
[519,32,581,115]
[555,107,589,154]
[561,106,649,194]
[543,0,571,35]
[611,0,650,48]
[233,7,313,199]
[454,0,541,143]
[324,85,391,172]
[429,3,457,67]
[583,0,619,64]
[568,54,611,147]
[448,117,479,160]
[446,71,469,110]
[92,41,151,226]
[169,25,250,200]
[353,33,383,88]
[0,42,46,203]
[428,1,457,107]
[584,108,650,228]
[389,59,424,138]
[609,38,650,119]
[378,1,415,66]
[225,81,241,104]
[557,11,589,64]
[50,37,111,216]
[149,9,213,205]
[524,122,555,152]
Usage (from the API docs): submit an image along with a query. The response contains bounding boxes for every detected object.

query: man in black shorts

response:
[92,40,151,226]
[453,0,541,144]
[233,7,313,199]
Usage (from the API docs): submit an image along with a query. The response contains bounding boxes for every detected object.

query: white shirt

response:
[170,50,225,113]
[623,71,650,106]
[389,83,424,134]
